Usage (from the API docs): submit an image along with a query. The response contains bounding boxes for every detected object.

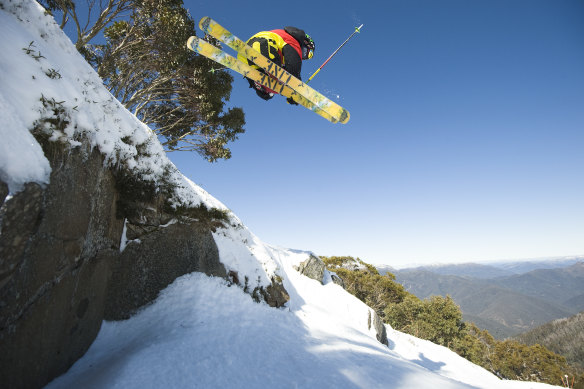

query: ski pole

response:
[307,24,363,83]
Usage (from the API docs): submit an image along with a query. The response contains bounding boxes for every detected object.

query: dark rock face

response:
[105,221,225,320]
[0,143,225,388]
[0,145,121,389]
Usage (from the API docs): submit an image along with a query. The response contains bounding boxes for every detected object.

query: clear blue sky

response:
[166,0,583,268]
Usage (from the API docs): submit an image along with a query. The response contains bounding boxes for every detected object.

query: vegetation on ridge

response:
[321,256,584,388]
[514,311,584,371]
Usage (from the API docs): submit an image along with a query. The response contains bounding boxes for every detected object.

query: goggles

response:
[302,45,314,60]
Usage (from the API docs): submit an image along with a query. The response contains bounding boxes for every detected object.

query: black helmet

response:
[302,33,315,59]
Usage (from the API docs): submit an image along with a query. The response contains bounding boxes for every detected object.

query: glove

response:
[255,89,274,101]
[286,97,299,106]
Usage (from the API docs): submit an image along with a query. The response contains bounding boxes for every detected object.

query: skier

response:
[238,26,315,104]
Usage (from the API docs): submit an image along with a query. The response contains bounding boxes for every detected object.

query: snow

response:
[0,91,50,191]
[0,0,204,209]
[0,1,562,388]
[45,247,561,389]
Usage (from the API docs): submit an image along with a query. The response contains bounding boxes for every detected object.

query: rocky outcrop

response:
[226,271,289,309]
[295,255,325,284]
[263,277,290,308]
[368,309,388,345]
[0,143,227,388]
[106,219,225,320]
[0,144,122,389]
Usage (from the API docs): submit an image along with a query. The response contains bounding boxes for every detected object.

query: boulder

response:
[368,309,388,346]
[295,255,325,284]
[227,271,290,308]
[264,277,290,308]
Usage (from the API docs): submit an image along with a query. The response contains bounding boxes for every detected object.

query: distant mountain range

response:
[378,256,584,278]
[377,257,584,339]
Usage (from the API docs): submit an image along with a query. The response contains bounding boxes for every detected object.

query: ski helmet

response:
[302,34,315,59]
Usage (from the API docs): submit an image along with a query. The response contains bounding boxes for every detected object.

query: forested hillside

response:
[515,311,584,371]
[391,262,584,338]
[323,256,584,388]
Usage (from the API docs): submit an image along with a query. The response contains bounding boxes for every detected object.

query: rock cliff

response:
[0,142,227,388]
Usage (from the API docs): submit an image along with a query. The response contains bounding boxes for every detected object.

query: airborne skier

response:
[188,17,351,123]
[237,27,315,104]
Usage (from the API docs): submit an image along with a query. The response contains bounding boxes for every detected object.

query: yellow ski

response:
[198,16,350,124]
[186,36,338,123]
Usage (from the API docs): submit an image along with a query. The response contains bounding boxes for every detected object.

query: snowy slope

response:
[0,0,274,287]
[45,245,560,389]
[1,1,561,388]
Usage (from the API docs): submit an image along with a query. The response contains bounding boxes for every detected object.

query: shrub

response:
[385,294,464,347]
[321,256,407,320]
